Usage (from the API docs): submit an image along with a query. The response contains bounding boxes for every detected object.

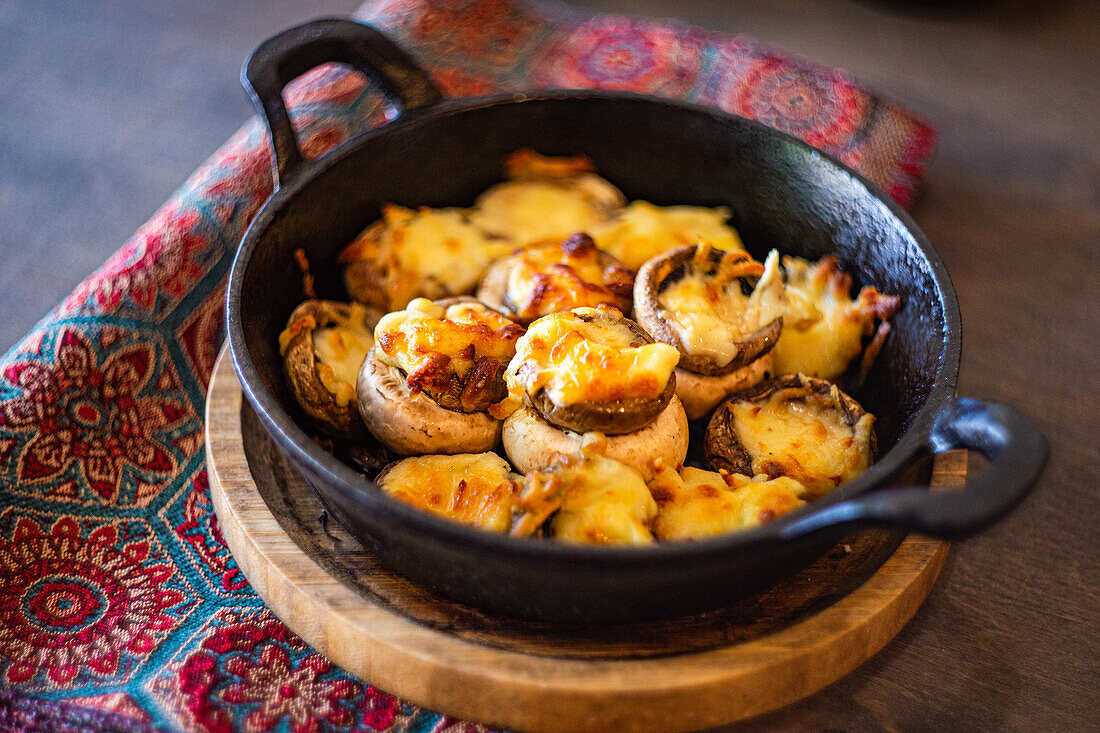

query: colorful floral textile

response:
[0,1,935,729]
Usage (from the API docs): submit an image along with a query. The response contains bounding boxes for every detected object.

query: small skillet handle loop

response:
[781,398,1047,540]
[242,18,443,189]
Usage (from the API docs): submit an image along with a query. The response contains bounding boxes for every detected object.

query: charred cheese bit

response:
[592,201,744,270]
[310,303,375,407]
[534,451,657,545]
[772,255,900,379]
[375,299,523,408]
[649,464,807,540]
[729,385,874,497]
[659,249,784,367]
[502,307,679,409]
[341,205,511,310]
[503,233,633,321]
[378,453,521,532]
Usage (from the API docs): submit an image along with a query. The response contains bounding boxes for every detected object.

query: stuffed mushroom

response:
[357,297,524,455]
[633,244,784,419]
[704,374,876,499]
[468,149,626,247]
[375,452,522,533]
[522,441,659,545]
[647,462,807,541]
[476,232,634,324]
[591,200,745,270]
[339,205,512,312]
[770,254,901,381]
[496,305,689,479]
[278,299,381,439]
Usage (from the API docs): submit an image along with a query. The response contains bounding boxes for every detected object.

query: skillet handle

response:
[781,398,1047,540]
[242,18,443,189]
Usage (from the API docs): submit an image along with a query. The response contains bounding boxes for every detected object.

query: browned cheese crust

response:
[476,233,634,325]
[633,244,782,376]
[704,374,877,488]
[357,346,503,456]
[382,296,521,414]
[525,308,675,435]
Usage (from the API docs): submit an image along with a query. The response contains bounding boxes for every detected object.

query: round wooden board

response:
[206,349,959,732]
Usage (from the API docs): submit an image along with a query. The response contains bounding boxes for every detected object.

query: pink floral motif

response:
[0,514,190,687]
[724,55,870,149]
[412,0,544,70]
[533,19,706,96]
[174,610,401,733]
[0,328,197,505]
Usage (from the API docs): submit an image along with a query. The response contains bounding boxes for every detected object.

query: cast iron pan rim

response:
[228,89,961,566]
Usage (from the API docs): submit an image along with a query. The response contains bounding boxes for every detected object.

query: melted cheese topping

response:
[376,298,523,400]
[658,250,783,367]
[311,306,374,407]
[470,180,614,246]
[592,201,744,270]
[545,453,657,545]
[378,453,521,532]
[649,465,807,540]
[502,307,680,409]
[503,236,632,321]
[341,205,511,310]
[772,256,898,379]
[729,386,874,497]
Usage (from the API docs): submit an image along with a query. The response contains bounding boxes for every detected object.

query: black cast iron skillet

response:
[227,19,1047,623]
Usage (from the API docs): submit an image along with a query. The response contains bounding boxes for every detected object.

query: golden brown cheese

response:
[648,464,807,540]
[772,255,900,379]
[378,453,521,532]
[375,298,524,405]
[529,451,657,545]
[503,234,633,322]
[470,181,615,246]
[501,306,680,409]
[728,385,874,497]
[658,249,784,367]
[339,205,512,310]
[592,201,744,270]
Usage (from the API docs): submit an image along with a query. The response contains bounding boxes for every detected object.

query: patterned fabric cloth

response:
[0,1,935,730]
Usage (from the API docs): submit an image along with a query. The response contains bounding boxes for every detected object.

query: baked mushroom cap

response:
[469,149,626,246]
[590,201,745,271]
[506,307,679,435]
[673,352,773,421]
[374,452,521,532]
[476,232,635,325]
[338,206,511,311]
[704,374,876,498]
[357,346,503,455]
[648,464,807,541]
[502,395,689,482]
[633,244,782,376]
[279,299,382,439]
[770,254,901,382]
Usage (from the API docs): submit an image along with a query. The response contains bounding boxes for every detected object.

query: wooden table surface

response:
[1,0,1096,730]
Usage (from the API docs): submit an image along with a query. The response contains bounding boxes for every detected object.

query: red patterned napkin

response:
[0,1,934,730]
